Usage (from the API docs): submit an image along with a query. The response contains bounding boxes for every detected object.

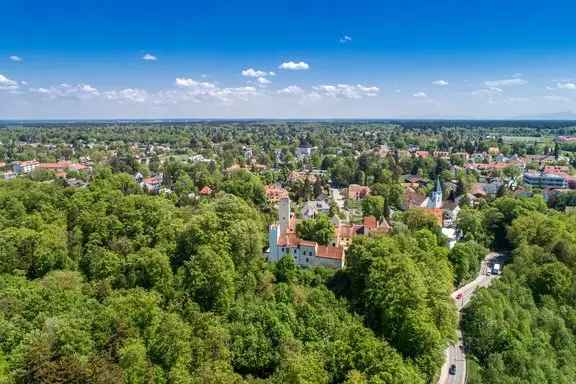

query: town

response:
[2,121,576,270]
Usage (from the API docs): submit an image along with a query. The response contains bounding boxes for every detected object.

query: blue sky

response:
[2,0,576,118]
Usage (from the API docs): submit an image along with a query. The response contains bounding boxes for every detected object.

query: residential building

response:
[189,154,215,164]
[346,184,370,200]
[333,216,390,248]
[414,150,430,159]
[142,176,162,193]
[295,146,316,158]
[13,160,39,174]
[301,200,331,220]
[265,184,289,204]
[523,172,568,189]
[288,171,318,184]
[37,161,89,172]
[199,186,214,196]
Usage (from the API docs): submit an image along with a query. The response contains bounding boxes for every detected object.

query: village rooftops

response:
[265,184,289,203]
[38,161,89,171]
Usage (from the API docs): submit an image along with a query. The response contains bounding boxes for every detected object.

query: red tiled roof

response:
[468,161,523,171]
[347,184,370,199]
[470,183,487,196]
[38,161,88,171]
[199,186,213,195]
[276,232,344,260]
[265,184,289,201]
[143,177,161,185]
[363,216,378,231]
[415,150,430,158]
[543,166,571,177]
[316,245,345,260]
[337,224,361,239]
[404,187,426,208]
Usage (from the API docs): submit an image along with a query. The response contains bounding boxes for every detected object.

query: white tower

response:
[428,178,443,209]
[279,197,291,234]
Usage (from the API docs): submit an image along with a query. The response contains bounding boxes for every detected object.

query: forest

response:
[0,171,460,384]
[457,196,576,384]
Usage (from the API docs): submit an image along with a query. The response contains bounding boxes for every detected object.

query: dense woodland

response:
[0,172,458,383]
[459,198,576,383]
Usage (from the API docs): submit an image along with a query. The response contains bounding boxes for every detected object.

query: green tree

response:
[177,246,236,313]
[362,195,385,219]
[296,214,335,246]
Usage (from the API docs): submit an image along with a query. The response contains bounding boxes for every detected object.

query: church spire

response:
[427,177,443,209]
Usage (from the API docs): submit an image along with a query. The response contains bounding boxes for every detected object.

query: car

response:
[456,293,463,300]
[449,364,457,375]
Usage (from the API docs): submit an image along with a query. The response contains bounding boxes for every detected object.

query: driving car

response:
[449,364,457,375]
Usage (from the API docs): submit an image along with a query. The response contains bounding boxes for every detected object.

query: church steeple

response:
[428,177,443,209]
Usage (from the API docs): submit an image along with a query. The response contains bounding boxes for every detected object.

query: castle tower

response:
[279,197,291,234]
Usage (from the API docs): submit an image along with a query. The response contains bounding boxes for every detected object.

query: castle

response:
[267,197,389,269]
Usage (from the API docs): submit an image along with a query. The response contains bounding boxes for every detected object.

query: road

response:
[437,252,506,384]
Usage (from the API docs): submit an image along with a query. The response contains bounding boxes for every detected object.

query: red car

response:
[456,293,463,300]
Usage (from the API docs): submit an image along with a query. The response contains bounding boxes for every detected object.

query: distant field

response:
[500,136,554,144]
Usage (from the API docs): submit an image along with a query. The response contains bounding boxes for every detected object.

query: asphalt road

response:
[437,252,506,384]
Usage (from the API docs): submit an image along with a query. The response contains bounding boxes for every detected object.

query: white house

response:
[13,160,39,174]
[301,200,331,220]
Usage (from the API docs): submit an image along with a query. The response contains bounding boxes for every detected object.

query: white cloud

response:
[9,55,23,62]
[339,35,352,43]
[0,74,19,90]
[484,78,527,87]
[413,92,427,98]
[556,82,576,90]
[175,78,217,89]
[172,77,259,103]
[471,87,503,96]
[313,84,379,99]
[142,53,157,61]
[241,68,272,78]
[432,80,448,86]
[277,85,304,95]
[256,77,271,85]
[279,61,310,71]
[31,83,100,99]
[103,88,149,103]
